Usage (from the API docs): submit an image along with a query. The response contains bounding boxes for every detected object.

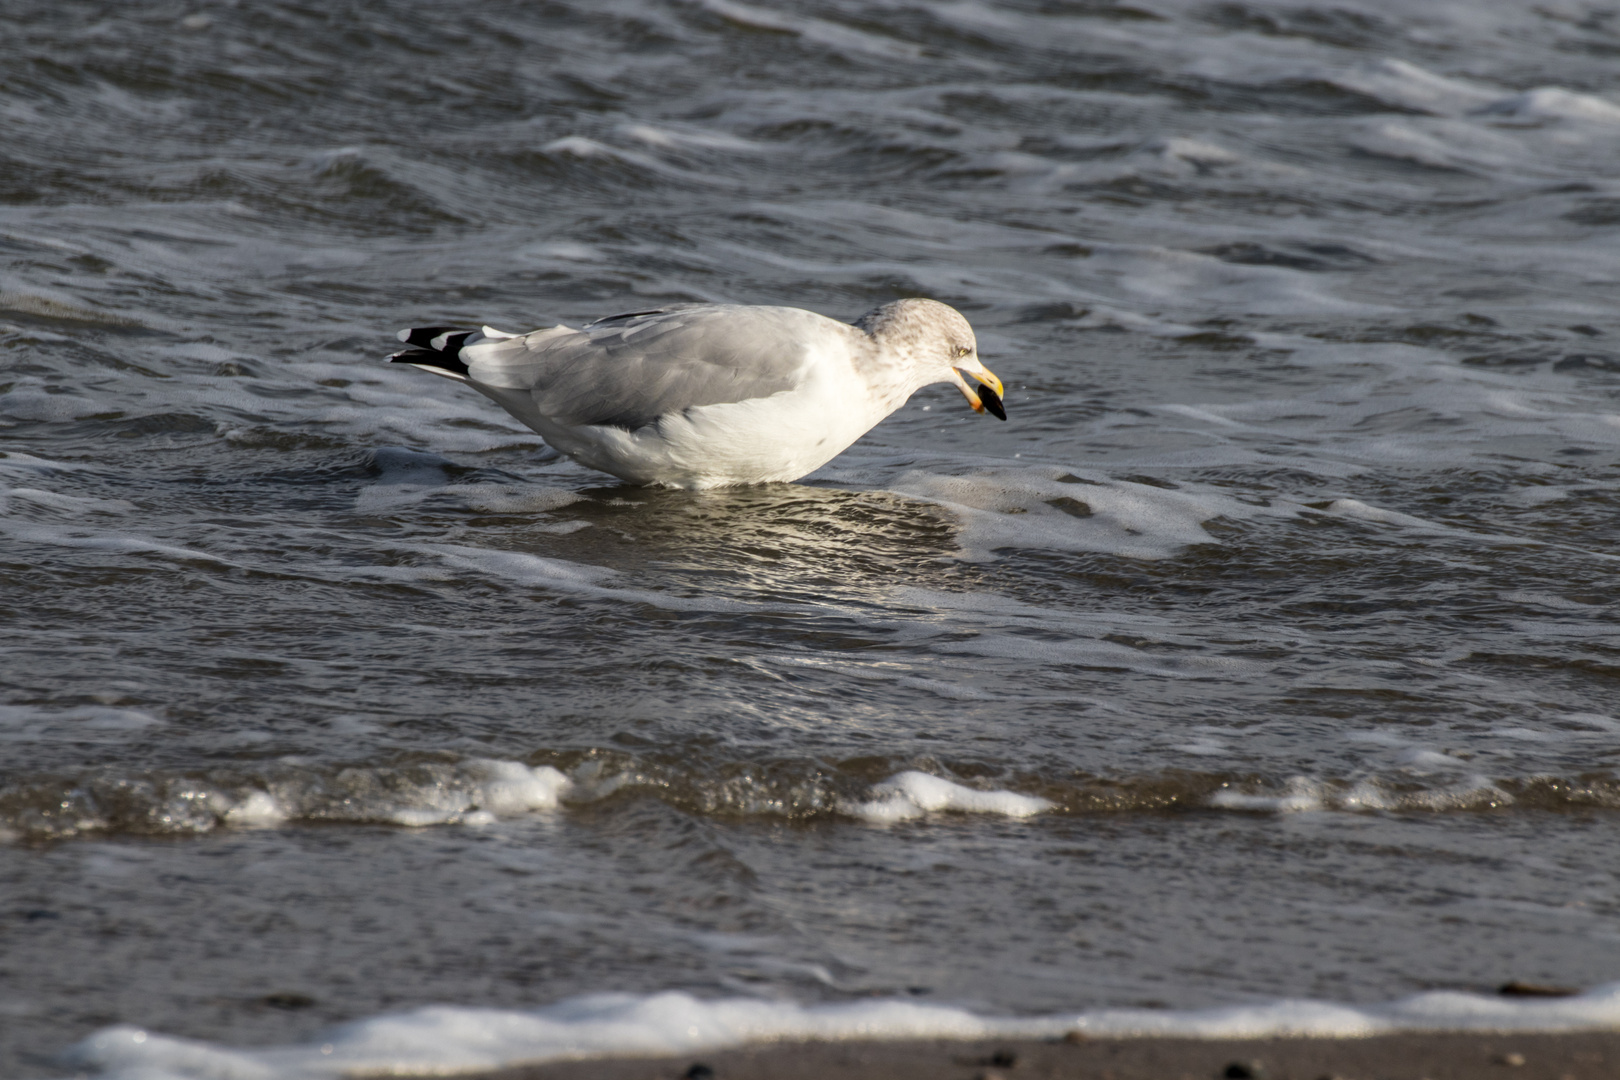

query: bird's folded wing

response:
[460,305,835,431]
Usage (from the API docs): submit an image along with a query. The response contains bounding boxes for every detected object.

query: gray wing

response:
[461,305,838,430]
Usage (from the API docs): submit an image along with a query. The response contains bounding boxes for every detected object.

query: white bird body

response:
[388,299,1004,489]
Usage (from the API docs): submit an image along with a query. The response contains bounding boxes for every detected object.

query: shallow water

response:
[5,0,1620,1074]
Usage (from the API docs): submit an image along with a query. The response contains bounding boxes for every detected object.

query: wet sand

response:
[465,1031,1620,1080]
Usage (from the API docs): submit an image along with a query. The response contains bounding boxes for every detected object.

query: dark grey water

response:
[5,0,1620,1074]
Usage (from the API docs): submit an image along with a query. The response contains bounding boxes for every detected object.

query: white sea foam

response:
[0,704,164,745]
[466,759,573,815]
[67,982,1620,1080]
[695,0,922,60]
[888,465,1298,561]
[843,771,1053,824]
[1210,775,1513,814]
[1476,87,1620,125]
[368,761,572,828]
[0,523,236,566]
[221,791,286,827]
[1348,117,1536,174]
[1090,338,1620,488]
[1313,497,1566,554]
[1209,776,1327,814]
[1080,241,1387,316]
[1562,712,1620,732]
[620,122,765,153]
[0,758,575,841]
[410,542,758,612]
[540,135,738,188]
[414,543,617,591]
[4,757,1064,840]
[0,450,91,474]
[0,376,102,423]
[1332,58,1500,116]
[388,760,566,827]
[0,485,134,516]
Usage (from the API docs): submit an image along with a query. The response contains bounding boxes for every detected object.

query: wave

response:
[67,982,1620,1080]
[5,750,1618,842]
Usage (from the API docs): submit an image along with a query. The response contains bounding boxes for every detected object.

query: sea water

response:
[4,0,1620,1075]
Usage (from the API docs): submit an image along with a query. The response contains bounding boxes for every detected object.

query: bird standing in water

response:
[388,298,1005,489]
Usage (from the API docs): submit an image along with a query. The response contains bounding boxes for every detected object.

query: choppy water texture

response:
[5,0,1620,1074]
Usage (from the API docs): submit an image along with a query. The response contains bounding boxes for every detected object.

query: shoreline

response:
[461,1031,1620,1080]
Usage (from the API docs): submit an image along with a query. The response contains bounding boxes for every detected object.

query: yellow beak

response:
[972,366,1004,399]
[952,364,1007,420]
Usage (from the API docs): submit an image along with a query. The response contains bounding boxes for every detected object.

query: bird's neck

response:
[853,337,938,415]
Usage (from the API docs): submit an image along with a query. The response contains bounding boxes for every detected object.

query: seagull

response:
[386,298,1005,489]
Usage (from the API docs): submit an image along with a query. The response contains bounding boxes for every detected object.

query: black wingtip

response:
[389,325,478,377]
[979,382,1007,421]
[388,348,469,376]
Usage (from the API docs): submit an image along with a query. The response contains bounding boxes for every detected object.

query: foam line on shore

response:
[67,983,1620,1080]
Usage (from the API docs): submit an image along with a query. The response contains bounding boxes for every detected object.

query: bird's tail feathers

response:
[388,326,476,378]
[387,322,566,382]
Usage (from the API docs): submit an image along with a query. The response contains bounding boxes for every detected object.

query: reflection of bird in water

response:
[387,298,1005,489]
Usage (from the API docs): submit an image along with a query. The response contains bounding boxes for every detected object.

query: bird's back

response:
[462,304,860,431]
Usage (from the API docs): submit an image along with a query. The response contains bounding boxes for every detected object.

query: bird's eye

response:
[955,345,972,357]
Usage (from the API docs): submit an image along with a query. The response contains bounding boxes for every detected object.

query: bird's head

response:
[854,298,1006,419]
